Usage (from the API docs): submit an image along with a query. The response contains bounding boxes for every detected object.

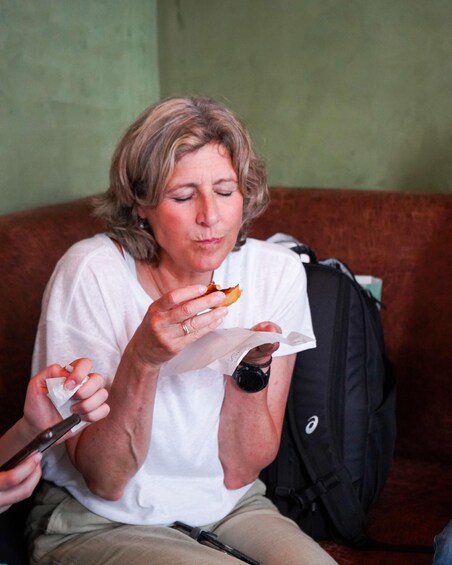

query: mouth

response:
[196,237,223,246]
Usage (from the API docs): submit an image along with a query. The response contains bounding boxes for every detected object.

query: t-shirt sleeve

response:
[233,242,316,357]
[267,251,316,357]
[32,242,126,383]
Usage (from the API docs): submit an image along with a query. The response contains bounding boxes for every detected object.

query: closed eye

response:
[173,191,232,202]
[168,187,195,202]
[214,180,239,197]
[173,195,192,202]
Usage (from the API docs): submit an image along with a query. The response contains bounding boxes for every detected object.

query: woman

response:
[28,97,336,564]
[0,358,109,513]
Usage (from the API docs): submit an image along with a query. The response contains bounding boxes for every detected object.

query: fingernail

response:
[64,379,76,390]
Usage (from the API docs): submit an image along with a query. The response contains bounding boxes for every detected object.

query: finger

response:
[251,321,282,334]
[64,358,93,389]
[72,388,109,419]
[242,343,280,366]
[180,306,228,337]
[179,290,226,319]
[0,463,42,509]
[243,321,281,363]
[151,298,227,339]
[156,284,226,320]
[31,363,65,390]
[0,453,42,491]
[157,284,209,312]
[74,402,111,424]
[257,342,280,355]
[45,363,65,377]
[72,373,107,399]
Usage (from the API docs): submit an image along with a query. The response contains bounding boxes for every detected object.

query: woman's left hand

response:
[241,321,281,366]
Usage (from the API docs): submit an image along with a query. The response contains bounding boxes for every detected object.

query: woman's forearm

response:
[66,345,160,500]
[218,381,280,489]
[218,355,295,490]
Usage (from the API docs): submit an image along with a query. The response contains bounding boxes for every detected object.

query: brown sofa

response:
[0,187,451,564]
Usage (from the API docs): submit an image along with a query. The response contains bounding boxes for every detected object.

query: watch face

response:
[233,364,269,393]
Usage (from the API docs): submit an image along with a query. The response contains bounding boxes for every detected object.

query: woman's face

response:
[139,142,244,279]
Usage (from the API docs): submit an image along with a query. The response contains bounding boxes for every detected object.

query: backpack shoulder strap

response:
[285,382,370,546]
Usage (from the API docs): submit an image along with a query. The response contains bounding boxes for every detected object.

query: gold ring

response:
[181,322,190,336]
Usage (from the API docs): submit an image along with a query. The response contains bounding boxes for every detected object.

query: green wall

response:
[158,0,452,193]
[1,0,450,215]
[0,0,160,214]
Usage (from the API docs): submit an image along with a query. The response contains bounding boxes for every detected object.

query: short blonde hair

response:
[94,96,269,263]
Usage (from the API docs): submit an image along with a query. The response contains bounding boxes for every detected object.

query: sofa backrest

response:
[0,188,451,465]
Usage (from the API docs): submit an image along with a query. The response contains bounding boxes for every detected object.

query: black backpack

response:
[260,239,397,547]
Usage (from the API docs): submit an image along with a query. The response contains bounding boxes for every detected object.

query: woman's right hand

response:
[131,284,228,368]
[67,285,228,500]
[0,452,42,513]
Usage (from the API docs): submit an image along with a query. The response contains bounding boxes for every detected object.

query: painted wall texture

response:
[1,0,450,215]
[158,0,452,193]
[0,0,160,213]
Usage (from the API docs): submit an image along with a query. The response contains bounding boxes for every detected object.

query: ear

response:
[136,205,146,219]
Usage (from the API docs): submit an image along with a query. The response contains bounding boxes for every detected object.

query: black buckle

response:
[171,521,261,565]
[274,471,341,510]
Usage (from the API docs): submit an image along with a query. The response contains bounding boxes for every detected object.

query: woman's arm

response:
[65,285,228,500]
[65,343,161,500]
[218,321,295,489]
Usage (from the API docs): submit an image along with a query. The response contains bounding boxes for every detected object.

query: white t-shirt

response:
[32,234,316,526]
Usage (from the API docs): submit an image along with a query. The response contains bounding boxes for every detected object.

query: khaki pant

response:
[26,480,337,565]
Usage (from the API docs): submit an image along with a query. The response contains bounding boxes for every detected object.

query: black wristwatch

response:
[232,359,272,393]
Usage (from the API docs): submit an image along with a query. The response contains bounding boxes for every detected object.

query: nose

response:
[196,193,220,226]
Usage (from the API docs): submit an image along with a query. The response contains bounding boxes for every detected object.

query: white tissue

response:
[160,327,315,377]
[46,367,88,432]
